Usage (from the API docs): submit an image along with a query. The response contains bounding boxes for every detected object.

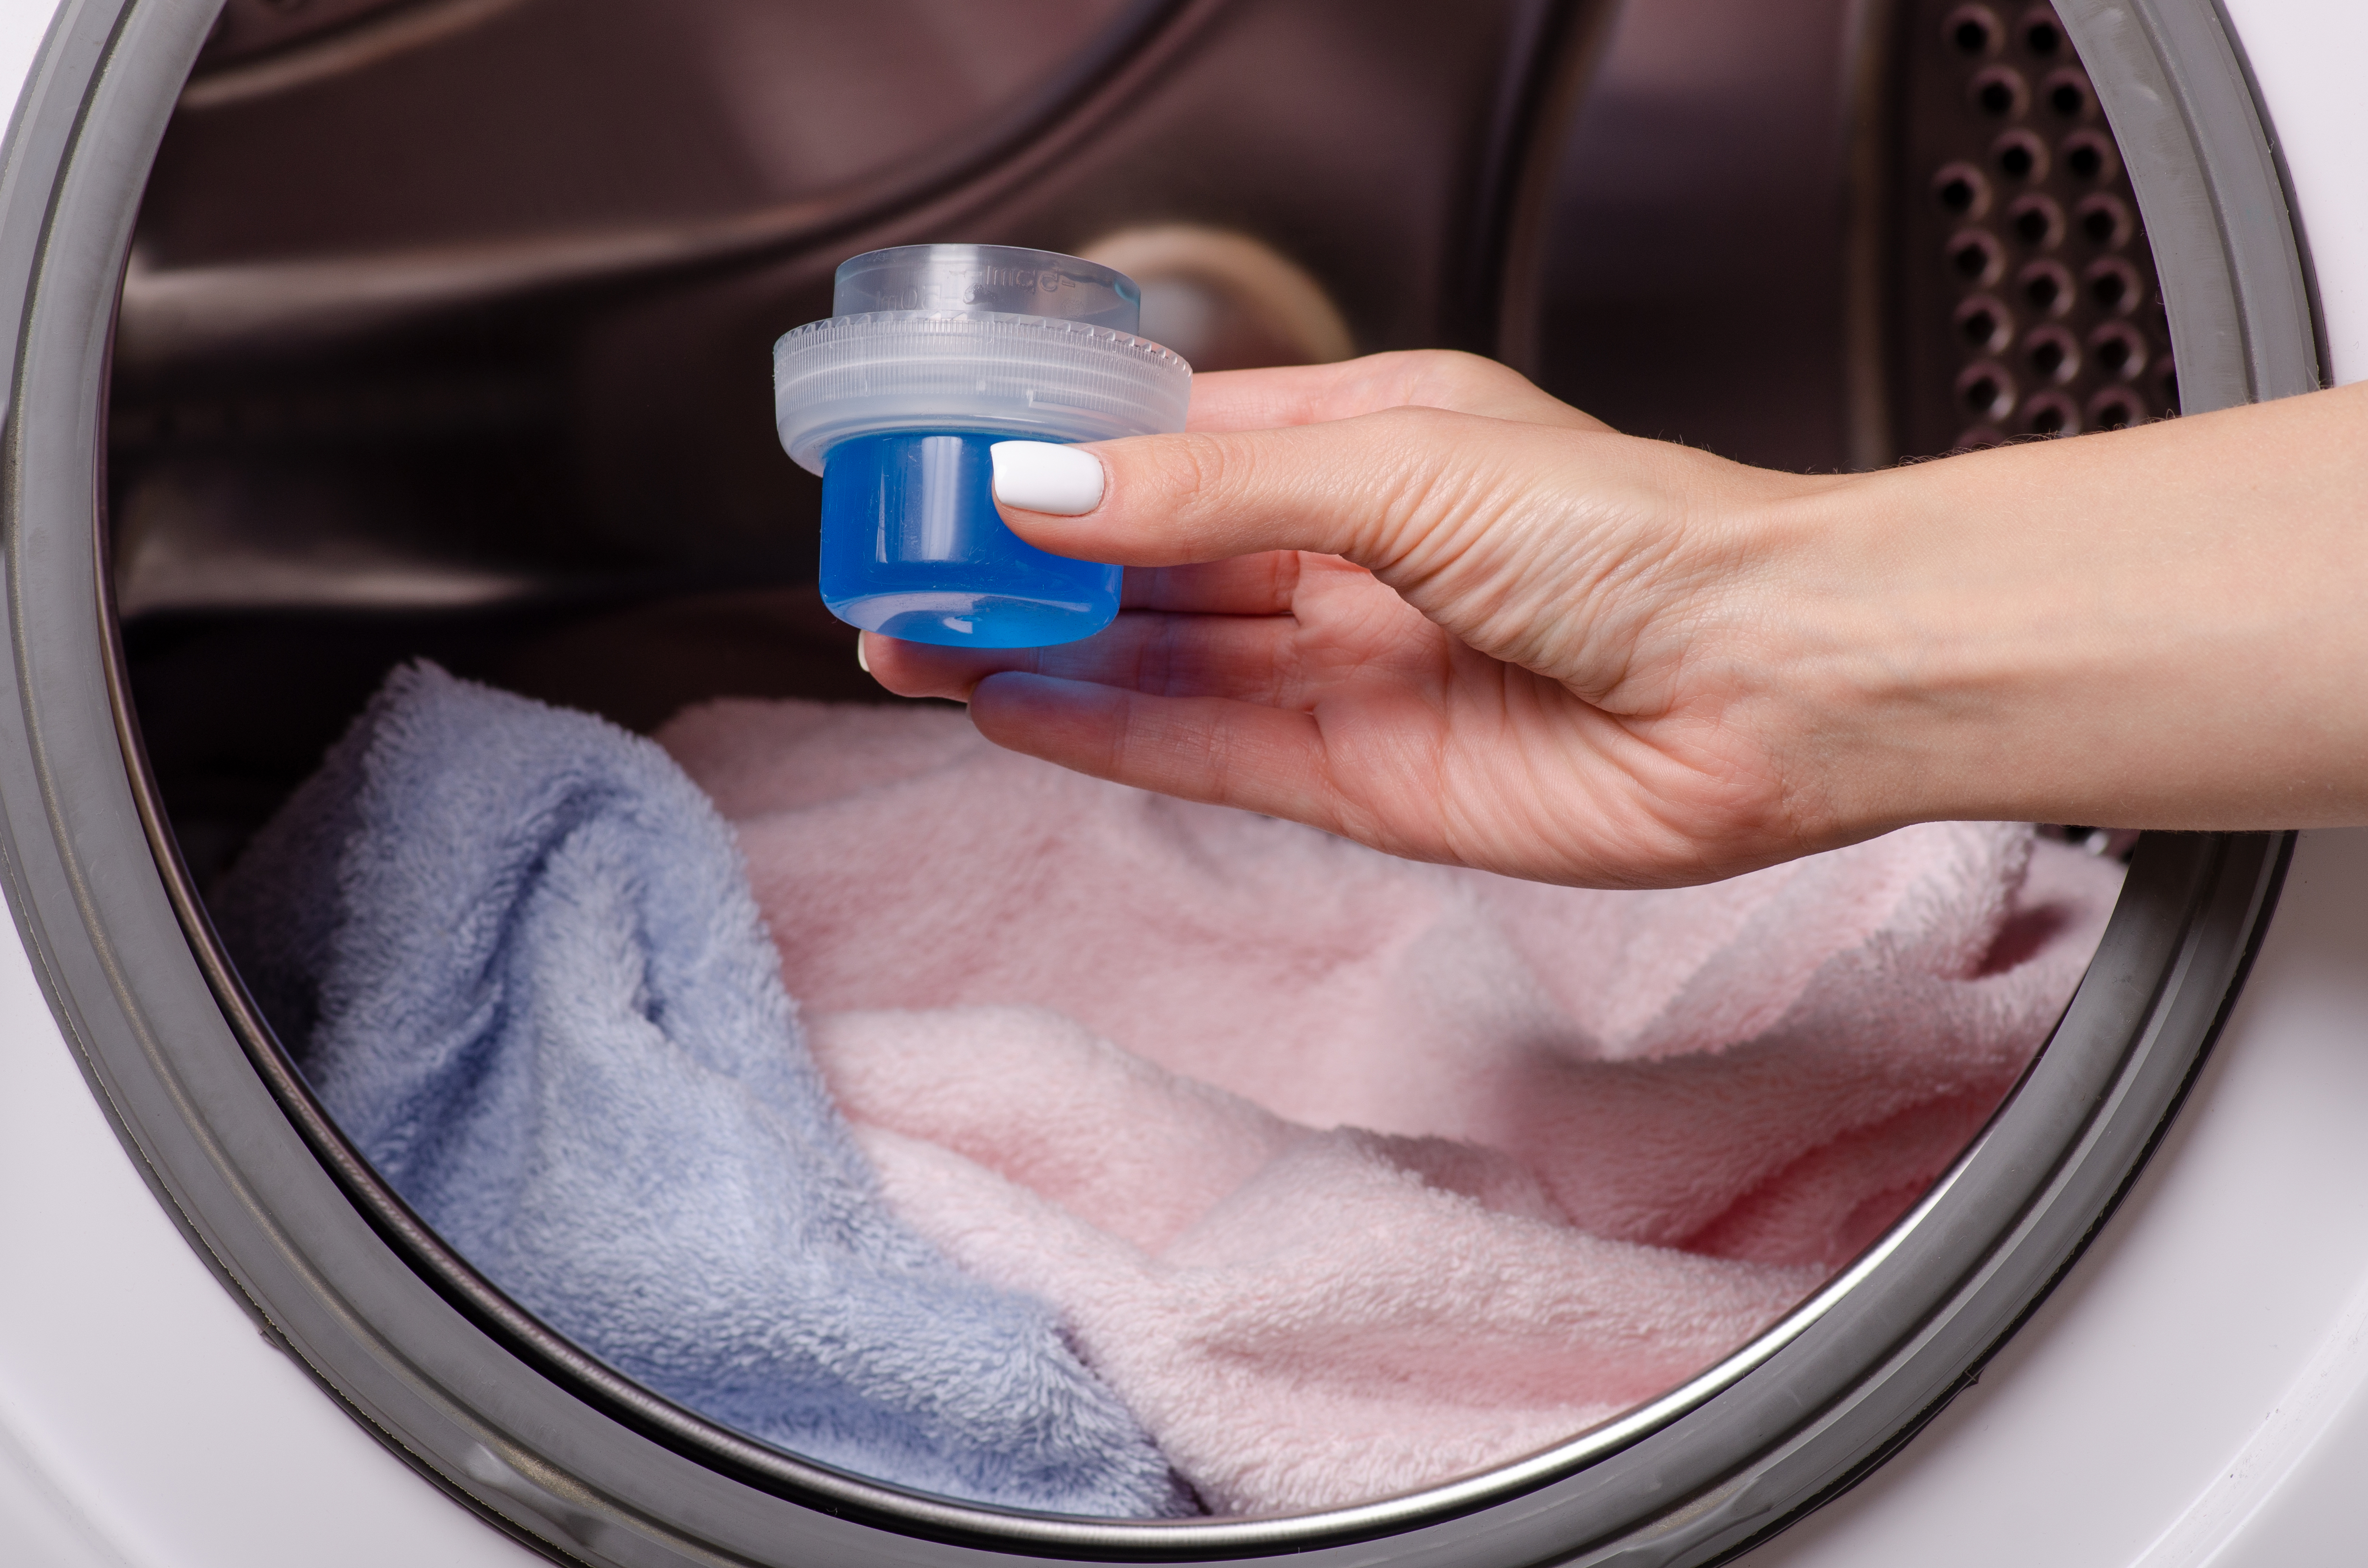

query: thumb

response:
[988,406,1573,586]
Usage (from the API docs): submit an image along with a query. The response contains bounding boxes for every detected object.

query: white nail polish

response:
[990,441,1104,515]
[855,636,871,674]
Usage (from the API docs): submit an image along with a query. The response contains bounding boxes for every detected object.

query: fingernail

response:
[990,441,1104,515]
[855,635,871,674]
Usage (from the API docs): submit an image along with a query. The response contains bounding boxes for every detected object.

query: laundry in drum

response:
[773,244,1193,649]
[215,661,2125,1519]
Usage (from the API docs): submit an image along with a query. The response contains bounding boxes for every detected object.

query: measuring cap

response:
[772,244,1193,473]
[831,244,1145,328]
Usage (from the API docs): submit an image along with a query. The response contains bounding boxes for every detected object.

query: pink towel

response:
[657,698,2123,1516]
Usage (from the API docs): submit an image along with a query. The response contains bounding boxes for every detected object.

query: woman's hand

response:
[862,353,1848,887]
[863,352,2368,886]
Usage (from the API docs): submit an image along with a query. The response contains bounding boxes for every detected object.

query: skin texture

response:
[864,352,2368,889]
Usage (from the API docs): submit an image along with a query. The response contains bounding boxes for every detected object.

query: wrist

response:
[1720,387,2368,839]
[1667,466,1920,852]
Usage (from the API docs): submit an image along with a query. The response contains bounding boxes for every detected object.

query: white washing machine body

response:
[0,2,2362,1565]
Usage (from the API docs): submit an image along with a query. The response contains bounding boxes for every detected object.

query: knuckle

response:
[1346,406,1486,560]
[1268,550,1302,612]
[1157,431,1236,506]
[1110,432,1245,561]
[1400,348,1520,407]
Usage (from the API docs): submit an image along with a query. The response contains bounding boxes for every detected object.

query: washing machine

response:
[0,0,2364,1564]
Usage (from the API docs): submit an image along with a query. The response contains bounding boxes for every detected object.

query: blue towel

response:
[210,663,1188,1517]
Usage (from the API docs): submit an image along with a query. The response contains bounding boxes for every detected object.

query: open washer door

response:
[0,1,2315,1564]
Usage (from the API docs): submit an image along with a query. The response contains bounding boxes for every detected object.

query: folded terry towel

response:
[657,697,2125,1513]
[209,664,1188,1518]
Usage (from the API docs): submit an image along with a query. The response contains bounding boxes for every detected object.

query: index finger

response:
[1005,404,1563,575]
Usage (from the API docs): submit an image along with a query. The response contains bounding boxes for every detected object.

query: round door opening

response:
[0,0,2306,1562]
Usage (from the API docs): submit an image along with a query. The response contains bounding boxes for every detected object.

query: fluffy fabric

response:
[658,697,2125,1515]
[209,665,1187,1518]
[816,1005,1821,1516]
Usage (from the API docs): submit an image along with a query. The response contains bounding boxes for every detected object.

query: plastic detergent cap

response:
[832,244,1143,332]
[773,244,1192,475]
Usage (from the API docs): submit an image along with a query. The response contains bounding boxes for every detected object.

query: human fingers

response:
[994,402,1651,655]
[966,671,1352,833]
[1184,351,1608,433]
[962,663,1738,885]
[1119,552,1303,613]
[991,412,1778,712]
[993,407,1527,574]
[987,407,1658,697]
[860,553,1328,700]
[864,611,1302,707]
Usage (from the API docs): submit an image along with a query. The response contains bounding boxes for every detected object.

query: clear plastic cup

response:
[830,244,1144,330]
[773,245,1193,649]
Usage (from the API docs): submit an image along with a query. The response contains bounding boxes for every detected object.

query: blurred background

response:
[109,0,2170,882]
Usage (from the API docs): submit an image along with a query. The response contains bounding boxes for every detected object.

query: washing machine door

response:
[0,1,2314,1564]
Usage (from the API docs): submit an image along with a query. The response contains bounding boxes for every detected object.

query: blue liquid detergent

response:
[818,430,1121,649]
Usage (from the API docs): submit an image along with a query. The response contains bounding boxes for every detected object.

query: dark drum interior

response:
[113,0,2173,889]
